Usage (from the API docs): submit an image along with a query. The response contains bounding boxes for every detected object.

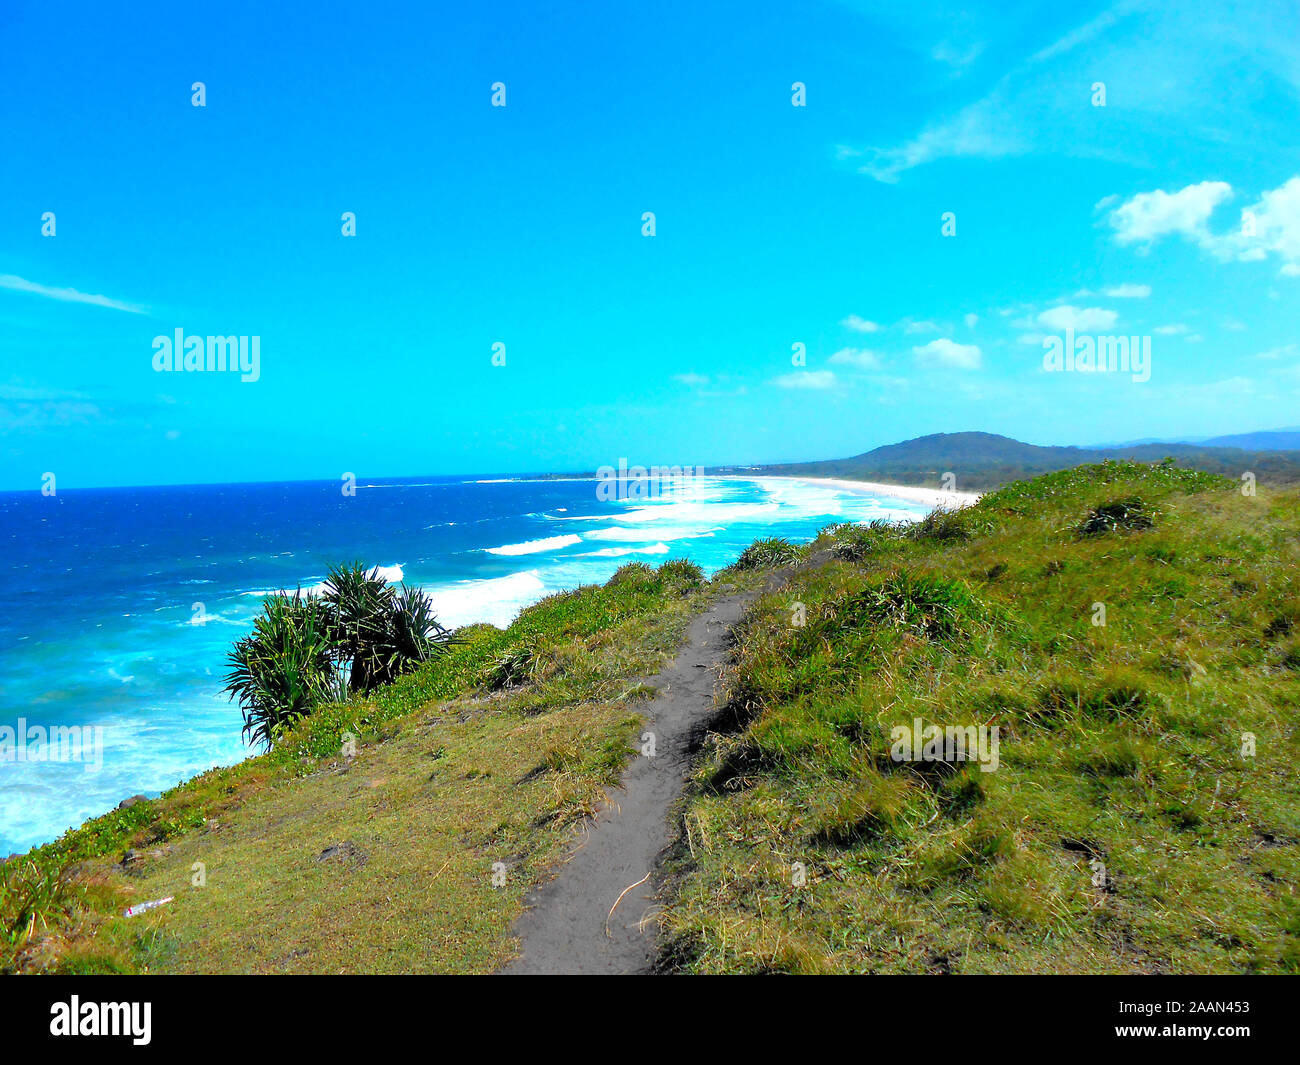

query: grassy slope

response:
[7,462,1298,975]
[659,462,1300,973]
[3,561,745,974]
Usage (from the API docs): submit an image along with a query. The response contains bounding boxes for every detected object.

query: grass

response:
[8,459,1297,975]
[659,461,1300,974]
[2,557,755,974]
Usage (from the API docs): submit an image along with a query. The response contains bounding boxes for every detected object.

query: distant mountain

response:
[1199,429,1300,450]
[1094,427,1300,451]
[739,431,1300,491]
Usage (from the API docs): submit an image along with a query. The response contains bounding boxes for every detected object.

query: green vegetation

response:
[225,564,453,749]
[731,537,801,570]
[2,556,750,974]
[754,429,1300,490]
[660,461,1300,973]
[7,462,1298,975]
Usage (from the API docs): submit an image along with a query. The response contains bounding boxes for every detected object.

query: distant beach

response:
[720,474,980,509]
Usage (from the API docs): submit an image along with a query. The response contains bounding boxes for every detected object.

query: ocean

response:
[0,473,930,854]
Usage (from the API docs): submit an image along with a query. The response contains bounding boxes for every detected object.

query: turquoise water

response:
[0,473,930,853]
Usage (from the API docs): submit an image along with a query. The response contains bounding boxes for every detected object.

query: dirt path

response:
[500,590,757,975]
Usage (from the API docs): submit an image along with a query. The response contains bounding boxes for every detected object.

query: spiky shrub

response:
[905,507,970,543]
[831,519,901,561]
[488,640,547,690]
[843,571,985,640]
[1075,497,1154,537]
[226,566,452,749]
[658,558,705,593]
[1,860,71,950]
[606,562,660,589]
[321,563,395,693]
[388,585,452,674]
[733,537,800,570]
[321,562,453,691]
[224,592,340,749]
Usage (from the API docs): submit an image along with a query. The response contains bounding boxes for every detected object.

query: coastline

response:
[719,474,981,509]
[3,473,973,856]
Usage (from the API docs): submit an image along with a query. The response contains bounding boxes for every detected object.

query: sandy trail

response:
[500,589,757,975]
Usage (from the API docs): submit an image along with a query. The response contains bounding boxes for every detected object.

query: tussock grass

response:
[660,462,1300,974]
[729,537,801,571]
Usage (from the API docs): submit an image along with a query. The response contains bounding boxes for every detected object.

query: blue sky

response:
[2,0,1299,489]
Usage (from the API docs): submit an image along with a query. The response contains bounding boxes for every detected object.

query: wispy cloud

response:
[903,319,943,335]
[839,1,1299,183]
[913,338,982,370]
[839,92,1024,183]
[0,381,102,433]
[772,369,838,390]
[828,347,881,370]
[840,314,880,333]
[1104,283,1151,298]
[931,38,985,75]
[0,274,147,314]
[1037,306,1119,332]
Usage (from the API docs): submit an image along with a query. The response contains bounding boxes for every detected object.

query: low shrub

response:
[1076,497,1154,537]
[733,537,800,570]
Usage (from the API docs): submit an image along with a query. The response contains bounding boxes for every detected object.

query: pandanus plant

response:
[321,562,452,691]
[224,564,453,750]
[224,592,341,750]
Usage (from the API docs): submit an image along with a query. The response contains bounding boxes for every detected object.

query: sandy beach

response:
[721,474,980,509]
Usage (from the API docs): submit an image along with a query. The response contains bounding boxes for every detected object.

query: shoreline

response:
[719,473,980,508]
[5,474,977,856]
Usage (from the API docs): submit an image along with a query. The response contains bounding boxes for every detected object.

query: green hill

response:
[662,461,1300,973]
[4,461,1297,974]
[745,430,1300,491]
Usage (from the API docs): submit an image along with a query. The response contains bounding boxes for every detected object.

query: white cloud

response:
[0,381,102,432]
[1104,283,1151,298]
[840,314,880,333]
[828,347,881,370]
[1212,176,1300,275]
[0,274,147,314]
[772,369,838,390]
[1105,181,1233,245]
[672,372,710,387]
[963,313,978,328]
[1154,323,1188,335]
[1107,176,1300,276]
[1036,305,1119,332]
[912,338,982,370]
[903,319,943,335]
[841,93,1023,183]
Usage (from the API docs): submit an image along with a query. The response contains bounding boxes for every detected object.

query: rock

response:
[315,840,367,866]
[117,794,149,810]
